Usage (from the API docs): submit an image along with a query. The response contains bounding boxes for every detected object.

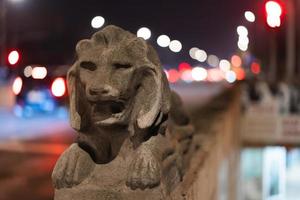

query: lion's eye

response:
[113,63,132,69]
[80,61,97,71]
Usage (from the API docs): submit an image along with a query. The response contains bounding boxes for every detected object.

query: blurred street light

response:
[189,47,199,59]
[51,77,66,97]
[195,49,207,62]
[244,11,256,22]
[23,65,32,77]
[231,55,242,67]
[91,16,105,29]
[237,26,248,36]
[207,55,219,67]
[219,59,231,72]
[191,67,207,81]
[137,27,151,40]
[32,67,47,79]
[12,76,22,95]
[225,70,237,83]
[169,40,182,53]
[8,50,20,65]
[157,35,170,47]
[167,69,180,83]
[265,1,283,28]
[237,41,248,52]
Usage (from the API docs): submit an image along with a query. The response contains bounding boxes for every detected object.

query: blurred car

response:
[12,64,69,118]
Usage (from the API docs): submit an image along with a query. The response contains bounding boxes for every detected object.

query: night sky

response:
[6,0,263,68]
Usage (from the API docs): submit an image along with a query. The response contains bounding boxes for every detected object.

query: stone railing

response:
[171,86,241,200]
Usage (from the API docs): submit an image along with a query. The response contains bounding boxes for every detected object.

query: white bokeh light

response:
[237,26,248,36]
[219,59,231,72]
[51,78,66,97]
[157,35,171,47]
[195,49,207,62]
[91,16,105,29]
[266,1,282,28]
[8,50,19,65]
[244,11,256,22]
[32,67,47,79]
[207,55,219,67]
[12,76,22,95]
[192,67,207,81]
[238,42,248,51]
[225,70,237,83]
[239,35,249,45]
[137,27,151,40]
[189,47,199,59]
[24,65,33,77]
[238,35,249,51]
[169,40,182,53]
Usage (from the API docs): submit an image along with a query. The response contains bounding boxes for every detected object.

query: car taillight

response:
[12,76,22,95]
[51,77,66,97]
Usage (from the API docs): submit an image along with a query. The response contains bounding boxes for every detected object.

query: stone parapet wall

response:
[172,86,241,200]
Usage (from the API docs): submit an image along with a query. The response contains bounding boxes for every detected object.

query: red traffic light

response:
[265,1,283,28]
[8,50,20,65]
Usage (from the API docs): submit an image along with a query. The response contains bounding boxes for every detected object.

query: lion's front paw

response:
[52,143,95,189]
[126,149,161,190]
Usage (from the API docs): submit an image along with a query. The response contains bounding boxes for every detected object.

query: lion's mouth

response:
[91,101,126,125]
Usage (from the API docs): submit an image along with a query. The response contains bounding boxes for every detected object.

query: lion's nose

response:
[89,87,109,96]
[88,85,117,98]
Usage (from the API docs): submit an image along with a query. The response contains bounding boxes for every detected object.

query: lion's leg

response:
[126,134,169,190]
[52,143,95,189]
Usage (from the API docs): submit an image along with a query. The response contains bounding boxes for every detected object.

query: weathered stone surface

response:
[52,25,196,199]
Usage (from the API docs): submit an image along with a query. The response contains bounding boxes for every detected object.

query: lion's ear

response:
[135,66,171,130]
[67,68,81,131]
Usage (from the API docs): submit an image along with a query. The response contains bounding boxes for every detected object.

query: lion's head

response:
[68,25,171,145]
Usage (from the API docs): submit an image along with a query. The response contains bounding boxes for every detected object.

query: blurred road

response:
[0,109,75,200]
[0,82,225,200]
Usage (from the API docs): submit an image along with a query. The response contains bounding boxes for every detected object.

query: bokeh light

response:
[192,67,207,81]
[207,55,219,67]
[12,76,22,95]
[219,59,231,72]
[51,78,66,97]
[195,49,207,62]
[238,41,248,52]
[225,70,237,83]
[91,16,105,29]
[137,27,151,40]
[265,1,282,28]
[251,62,261,74]
[32,67,47,79]
[23,65,33,77]
[178,62,191,72]
[169,40,182,53]
[168,69,180,83]
[8,50,20,65]
[234,67,246,80]
[181,69,193,83]
[157,35,171,47]
[244,11,256,22]
[237,26,248,36]
[207,69,224,82]
[231,55,242,67]
[189,47,199,59]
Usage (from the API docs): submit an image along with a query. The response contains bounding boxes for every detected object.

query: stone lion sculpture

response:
[52,25,194,196]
